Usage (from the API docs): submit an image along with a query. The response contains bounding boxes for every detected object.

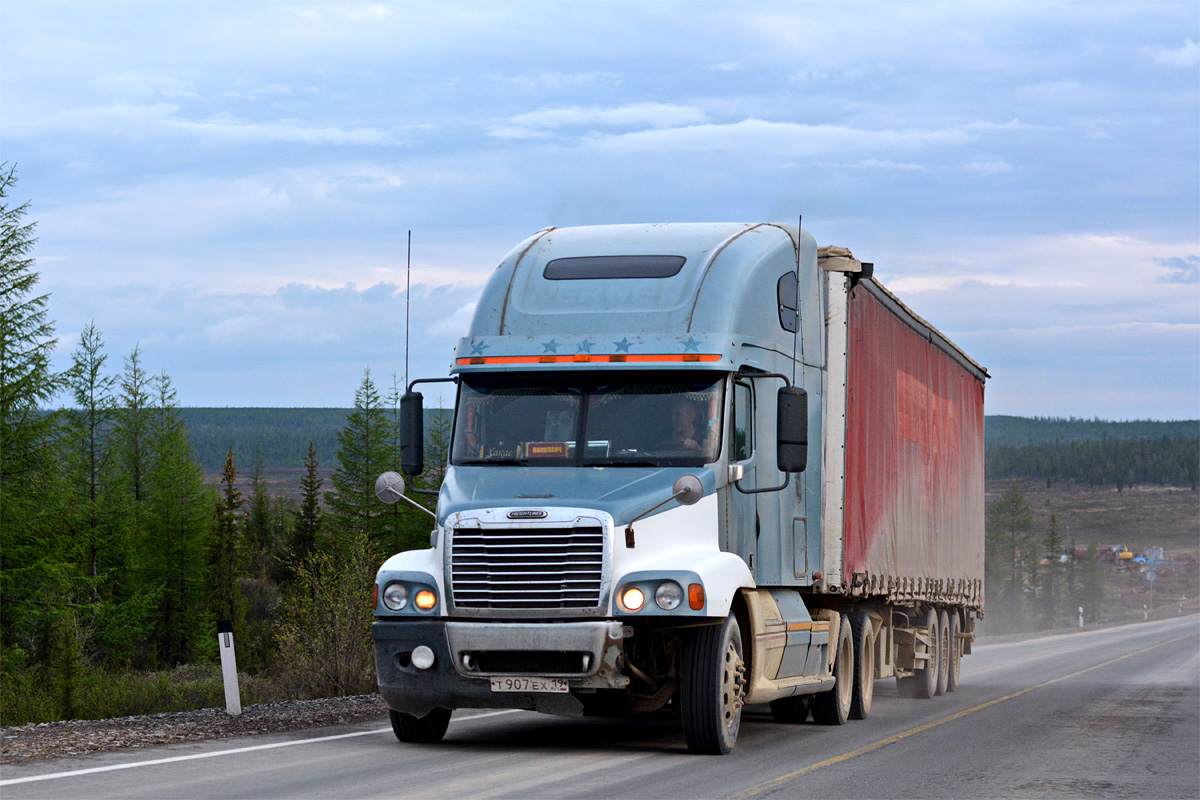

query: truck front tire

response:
[681,615,746,754]
[389,707,452,743]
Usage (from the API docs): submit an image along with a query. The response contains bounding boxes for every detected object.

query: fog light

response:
[655,581,683,610]
[383,582,409,611]
[621,586,645,612]
[414,589,437,610]
[411,645,435,670]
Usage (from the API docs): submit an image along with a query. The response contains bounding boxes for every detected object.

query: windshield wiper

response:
[586,459,660,467]
[456,458,528,466]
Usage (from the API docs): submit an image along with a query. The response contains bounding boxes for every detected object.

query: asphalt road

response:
[3,616,1197,799]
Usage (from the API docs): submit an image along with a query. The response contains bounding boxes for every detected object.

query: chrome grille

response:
[450,526,604,610]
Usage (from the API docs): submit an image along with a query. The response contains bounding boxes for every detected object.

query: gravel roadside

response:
[0,694,389,765]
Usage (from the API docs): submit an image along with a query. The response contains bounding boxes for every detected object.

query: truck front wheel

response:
[389,707,451,743]
[681,615,746,754]
[811,613,853,725]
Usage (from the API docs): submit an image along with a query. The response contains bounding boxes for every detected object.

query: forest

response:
[2,166,1197,725]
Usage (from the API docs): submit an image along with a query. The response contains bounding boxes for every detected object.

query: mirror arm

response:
[734,472,790,495]
[398,492,438,519]
[625,487,690,548]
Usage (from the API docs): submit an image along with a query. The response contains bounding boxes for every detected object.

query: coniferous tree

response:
[0,163,72,677]
[328,369,405,556]
[210,448,246,626]
[65,322,119,598]
[141,371,211,665]
[244,452,273,577]
[292,440,323,566]
[1040,511,1064,628]
[985,481,1035,630]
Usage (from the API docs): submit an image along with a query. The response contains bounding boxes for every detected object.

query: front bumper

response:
[373,619,630,718]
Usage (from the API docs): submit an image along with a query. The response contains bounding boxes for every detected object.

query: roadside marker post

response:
[217,620,242,716]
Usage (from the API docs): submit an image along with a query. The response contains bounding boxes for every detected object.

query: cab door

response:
[725,377,758,577]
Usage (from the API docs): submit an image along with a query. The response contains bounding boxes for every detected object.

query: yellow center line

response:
[729,632,1194,800]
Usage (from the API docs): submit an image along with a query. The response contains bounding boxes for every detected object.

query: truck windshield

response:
[451,373,724,467]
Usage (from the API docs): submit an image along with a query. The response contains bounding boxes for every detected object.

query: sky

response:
[1,1,1197,418]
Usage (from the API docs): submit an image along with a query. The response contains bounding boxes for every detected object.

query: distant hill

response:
[180,407,452,471]
[984,416,1198,449]
[179,410,1200,482]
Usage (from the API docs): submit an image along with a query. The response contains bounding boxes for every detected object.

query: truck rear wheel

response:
[681,615,746,754]
[935,609,950,696]
[903,607,940,699]
[389,707,451,743]
[946,611,962,692]
[811,614,853,725]
[848,611,875,720]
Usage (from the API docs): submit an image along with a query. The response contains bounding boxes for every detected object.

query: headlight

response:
[654,581,683,610]
[382,582,409,611]
[621,586,645,612]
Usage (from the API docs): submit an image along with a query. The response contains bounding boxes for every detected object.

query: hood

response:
[437,465,717,527]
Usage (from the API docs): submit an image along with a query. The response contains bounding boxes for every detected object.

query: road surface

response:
[3,615,1197,799]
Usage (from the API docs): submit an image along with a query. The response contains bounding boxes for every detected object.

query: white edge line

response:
[0,709,523,787]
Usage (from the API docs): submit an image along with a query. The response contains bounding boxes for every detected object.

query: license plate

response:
[490,677,569,693]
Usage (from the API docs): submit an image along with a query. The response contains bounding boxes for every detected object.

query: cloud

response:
[162,114,398,145]
[582,119,975,157]
[1157,256,1200,285]
[965,160,1013,175]
[492,102,708,139]
[1152,38,1200,67]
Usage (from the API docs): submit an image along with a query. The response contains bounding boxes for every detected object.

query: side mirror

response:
[400,391,424,476]
[374,470,436,519]
[777,386,808,473]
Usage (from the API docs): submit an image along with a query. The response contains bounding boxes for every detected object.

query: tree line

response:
[986,436,1199,491]
[0,165,447,724]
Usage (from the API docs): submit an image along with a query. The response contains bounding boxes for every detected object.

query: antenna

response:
[792,214,801,385]
[405,229,411,390]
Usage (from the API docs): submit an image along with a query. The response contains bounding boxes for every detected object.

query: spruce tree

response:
[0,163,71,671]
[985,481,1034,630]
[292,440,323,565]
[328,369,403,556]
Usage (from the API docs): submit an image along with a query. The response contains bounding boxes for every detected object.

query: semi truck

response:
[372,222,987,754]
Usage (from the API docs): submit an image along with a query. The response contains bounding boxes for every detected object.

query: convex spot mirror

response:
[673,474,703,505]
[777,387,808,472]
[375,471,407,504]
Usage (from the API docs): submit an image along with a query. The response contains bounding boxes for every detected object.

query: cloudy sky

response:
[2,1,1197,417]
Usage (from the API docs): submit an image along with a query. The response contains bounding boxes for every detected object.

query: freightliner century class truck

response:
[372,223,987,754]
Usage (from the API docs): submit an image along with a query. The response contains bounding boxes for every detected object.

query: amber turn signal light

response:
[688,583,705,610]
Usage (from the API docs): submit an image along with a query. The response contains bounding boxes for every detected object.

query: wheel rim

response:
[721,631,746,735]
[837,628,853,711]
[861,630,875,711]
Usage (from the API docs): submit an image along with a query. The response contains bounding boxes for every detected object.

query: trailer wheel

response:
[769,695,810,724]
[946,611,962,692]
[389,708,451,743]
[681,615,746,754]
[935,609,951,696]
[848,612,875,720]
[811,614,853,725]
[904,607,940,699]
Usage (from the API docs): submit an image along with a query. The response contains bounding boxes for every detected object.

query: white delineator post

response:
[217,620,242,716]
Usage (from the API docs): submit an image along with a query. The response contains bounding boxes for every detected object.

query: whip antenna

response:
[405,230,411,389]
[793,214,801,385]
